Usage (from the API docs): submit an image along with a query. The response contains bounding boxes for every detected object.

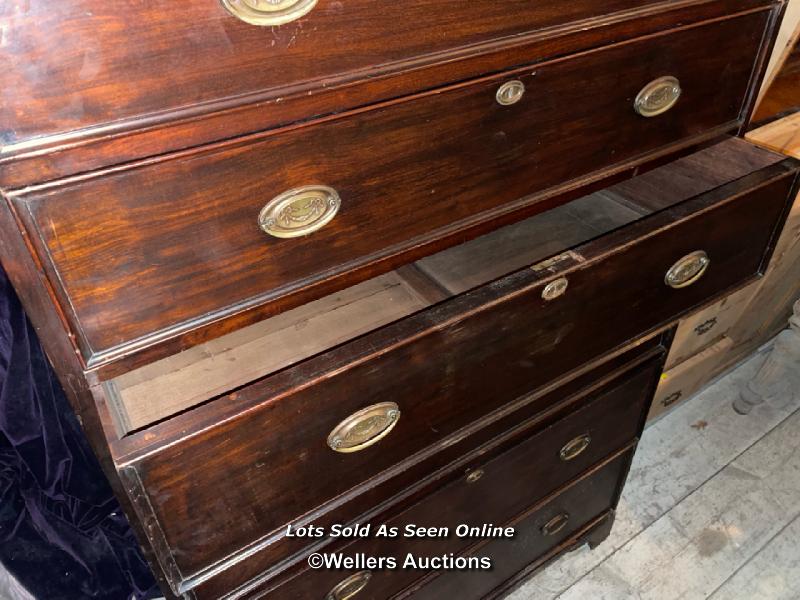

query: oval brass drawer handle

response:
[327,402,401,453]
[325,570,372,600]
[496,80,525,106]
[465,468,485,484]
[221,0,317,26]
[259,185,340,238]
[559,434,591,461]
[542,277,569,301]
[665,250,710,289]
[542,512,570,536]
[635,76,682,117]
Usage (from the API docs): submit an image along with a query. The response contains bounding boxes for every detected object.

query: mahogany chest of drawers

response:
[1,1,798,598]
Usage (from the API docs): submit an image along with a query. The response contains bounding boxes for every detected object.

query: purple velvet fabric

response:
[0,266,158,599]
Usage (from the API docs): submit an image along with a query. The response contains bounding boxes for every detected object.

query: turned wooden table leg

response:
[735,299,800,415]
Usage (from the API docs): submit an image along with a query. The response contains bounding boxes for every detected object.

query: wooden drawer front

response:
[183,338,665,599]
[406,451,633,600]
[0,0,765,147]
[252,361,655,600]
[123,162,796,586]
[14,11,769,362]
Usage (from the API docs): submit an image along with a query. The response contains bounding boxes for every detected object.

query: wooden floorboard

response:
[709,513,800,600]
[506,346,800,599]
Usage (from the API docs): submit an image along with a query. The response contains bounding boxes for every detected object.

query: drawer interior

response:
[104,192,638,433]
[103,138,787,434]
[117,136,796,591]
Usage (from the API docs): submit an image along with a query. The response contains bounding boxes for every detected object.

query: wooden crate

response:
[648,337,736,422]
[664,281,760,370]
[736,113,800,344]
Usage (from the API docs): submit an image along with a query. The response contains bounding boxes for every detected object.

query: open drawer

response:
[109,138,798,595]
[9,9,774,366]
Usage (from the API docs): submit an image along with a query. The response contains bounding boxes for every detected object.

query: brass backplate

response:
[635,76,682,117]
[221,0,317,26]
[665,250,710,289]
[542,277,569,301]
[258,185,340,239]
[541,512,570,536]
[327,402,401,453]
[559,434,591,461]
[496,80,526,106]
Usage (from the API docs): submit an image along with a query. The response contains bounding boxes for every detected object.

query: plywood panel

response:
[665,281,760,370]
[648,336,735,422]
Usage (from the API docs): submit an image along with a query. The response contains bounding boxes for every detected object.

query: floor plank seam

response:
[724,400,800,476]
[706,511,800,598]
[551,392,800,599]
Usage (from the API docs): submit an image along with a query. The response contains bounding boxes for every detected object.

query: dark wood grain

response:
[251,362,657,600]
[188,339,660,599]
[0,0,771,150]
[24,136,727,382]
[735,0,787,135]
[0,0,777,189]
[122,163,795,587]
[0,1,791,597]
[156,336,667,598]
[12,12,769,367]
[405,450,633,600]
[413,138,786,290]
[609,136,788,213]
